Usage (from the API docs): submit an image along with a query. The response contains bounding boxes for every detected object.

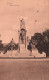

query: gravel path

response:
[0,59,49,80]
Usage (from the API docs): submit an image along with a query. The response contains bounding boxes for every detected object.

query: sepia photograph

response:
[0,0,49,80]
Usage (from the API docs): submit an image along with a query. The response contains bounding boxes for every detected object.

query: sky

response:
[0,0,49,43]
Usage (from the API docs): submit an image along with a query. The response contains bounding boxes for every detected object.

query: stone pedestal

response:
[20,44,26,54]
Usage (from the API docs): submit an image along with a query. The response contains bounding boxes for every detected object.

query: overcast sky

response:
[0,0,49,43]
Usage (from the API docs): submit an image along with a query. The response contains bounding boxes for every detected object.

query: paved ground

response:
[0,59,49,80]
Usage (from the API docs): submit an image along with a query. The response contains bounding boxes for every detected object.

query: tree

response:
[27,41,32,56]
[29,31,49,57]
[31,33,44,53]
[42,29,49,56]
[31,33,44,45]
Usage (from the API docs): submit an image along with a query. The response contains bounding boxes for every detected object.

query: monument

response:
[18,18,27,54]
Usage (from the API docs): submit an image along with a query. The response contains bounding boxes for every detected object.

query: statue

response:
[20,18,25,29]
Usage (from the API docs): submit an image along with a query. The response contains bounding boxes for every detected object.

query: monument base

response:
[0,48,46,58]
